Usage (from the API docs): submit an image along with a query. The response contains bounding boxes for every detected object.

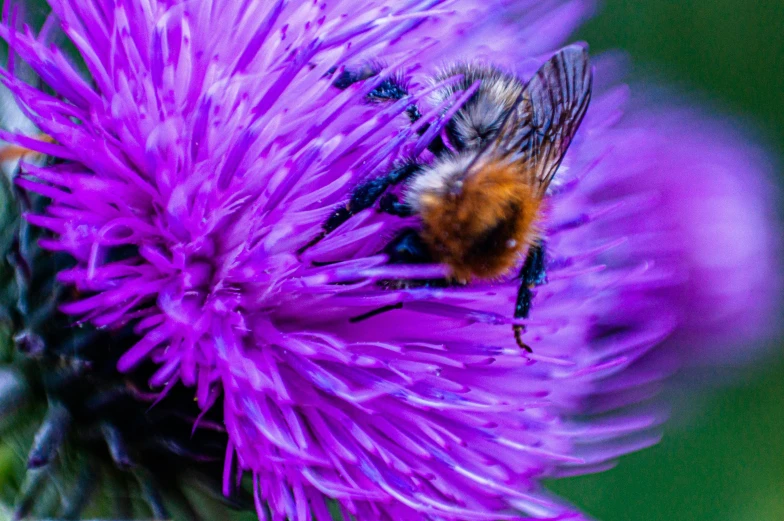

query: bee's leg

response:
[349,228,433,323]
[378,193,413,217]
[300,163,423,253]
[361,77,444,153]
[326,163,421,231]
[384,227,433,265]
[329,63,382,89]
[350,228,452,322]
[349,302,404,323]
[330,65,445,154]
[331,65,415,113]
[513,243,547,352]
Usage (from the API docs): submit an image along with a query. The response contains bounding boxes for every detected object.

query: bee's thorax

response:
[409,157,543,280]
[431,63,523,150]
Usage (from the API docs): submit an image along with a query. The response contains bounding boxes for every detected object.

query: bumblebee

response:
[304,45,593,351]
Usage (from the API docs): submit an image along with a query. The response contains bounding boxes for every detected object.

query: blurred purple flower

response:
[562,80,782,421]
[607,101,781,362]
[0,0,778,520]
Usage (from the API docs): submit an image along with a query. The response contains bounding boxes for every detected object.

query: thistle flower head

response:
[0,82,250,517]
[0,1,779,520]
[0,158,243,519]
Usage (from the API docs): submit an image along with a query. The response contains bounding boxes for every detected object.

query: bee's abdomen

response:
[417,160,542,280]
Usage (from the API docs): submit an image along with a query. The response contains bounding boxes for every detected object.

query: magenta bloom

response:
[0,1,778,520]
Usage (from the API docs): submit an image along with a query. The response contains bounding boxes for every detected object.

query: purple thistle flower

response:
[0,0,778,520]
[605,102,781,363]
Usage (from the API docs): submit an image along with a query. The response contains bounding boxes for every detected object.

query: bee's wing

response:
[491,44,592,194]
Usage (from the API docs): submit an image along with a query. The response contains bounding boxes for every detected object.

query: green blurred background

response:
[2,1,784,520]
[548,2,784,521]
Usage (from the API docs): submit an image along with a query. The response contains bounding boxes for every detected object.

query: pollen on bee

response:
[418,159,543,280]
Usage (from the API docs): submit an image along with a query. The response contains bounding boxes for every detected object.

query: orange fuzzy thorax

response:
[418,160,542,281]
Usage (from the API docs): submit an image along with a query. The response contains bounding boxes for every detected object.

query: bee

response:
[303,45,593,351]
